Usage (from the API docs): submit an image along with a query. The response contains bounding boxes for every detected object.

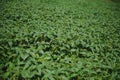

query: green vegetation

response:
[0,0,120,79]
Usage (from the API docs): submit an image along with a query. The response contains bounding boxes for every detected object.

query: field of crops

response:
[0,0,120,80]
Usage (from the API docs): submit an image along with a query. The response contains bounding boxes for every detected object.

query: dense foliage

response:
[0,0,120,79]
